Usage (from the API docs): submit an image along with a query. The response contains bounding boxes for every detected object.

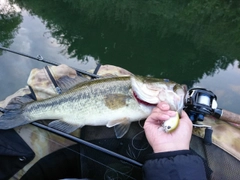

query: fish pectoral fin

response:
[106,118,131,138]
[48,120,81,134]
[106,118,129,128]
[114,122,131,139]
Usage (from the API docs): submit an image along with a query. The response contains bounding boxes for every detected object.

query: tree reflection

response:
[10,0,240,86]
[0,0,22,54]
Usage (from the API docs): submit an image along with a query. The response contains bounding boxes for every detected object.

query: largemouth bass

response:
[0,75,185,138]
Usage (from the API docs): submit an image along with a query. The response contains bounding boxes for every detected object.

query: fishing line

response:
[130,120,149,151]
[104,163,134,180]
[125,121,149,160]
[121,121,150,166]
[131,130,149,151]
[104,158,135,180]
[24,126,138,180]
[138,120,144,128]
[125,130,149,163]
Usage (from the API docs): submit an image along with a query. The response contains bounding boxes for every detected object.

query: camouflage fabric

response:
[192,116,240,161]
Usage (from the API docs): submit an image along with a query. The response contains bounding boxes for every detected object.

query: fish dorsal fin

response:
[48,120,81,133]
[56,75,89,92]
[106,118,131,138]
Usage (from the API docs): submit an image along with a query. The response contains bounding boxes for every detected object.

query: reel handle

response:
[219,109,240,125]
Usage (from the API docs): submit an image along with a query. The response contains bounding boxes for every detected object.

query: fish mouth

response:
[133,91,157,106]
[131,75,160,105]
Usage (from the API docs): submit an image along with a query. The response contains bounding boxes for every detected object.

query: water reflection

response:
[0,0,22,52]
[9,0,237,81]
[195,60,240,114]
[0,0,239,113]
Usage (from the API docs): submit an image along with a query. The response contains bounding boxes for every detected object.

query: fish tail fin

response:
[0,95,34,129]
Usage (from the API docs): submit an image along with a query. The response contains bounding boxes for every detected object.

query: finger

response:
[151,106,176,117]
[181,110,188,117]
[156,102,170,111]
[180,110,193,128]
[181,110,191,122]
[145,112,171,125]
[167,111,177,117]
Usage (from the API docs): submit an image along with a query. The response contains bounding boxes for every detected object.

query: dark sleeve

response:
[142,150,208,180]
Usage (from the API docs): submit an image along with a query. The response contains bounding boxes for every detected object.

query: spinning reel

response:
[184,88,223,145]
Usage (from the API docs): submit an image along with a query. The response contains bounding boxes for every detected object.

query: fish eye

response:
[167,126,171,129]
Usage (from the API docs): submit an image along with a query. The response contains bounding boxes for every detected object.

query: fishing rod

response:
[32,122,143,167]
[0,46,100,78]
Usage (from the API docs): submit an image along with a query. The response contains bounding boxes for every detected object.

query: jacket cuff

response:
[145,150,192,160]
[143,150,209,180]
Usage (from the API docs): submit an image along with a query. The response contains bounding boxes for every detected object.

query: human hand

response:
[144,102,193,153]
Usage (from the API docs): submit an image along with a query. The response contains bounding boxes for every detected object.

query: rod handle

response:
[218,109,240,124]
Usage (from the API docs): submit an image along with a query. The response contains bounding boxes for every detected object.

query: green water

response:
[0,0,240,114]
